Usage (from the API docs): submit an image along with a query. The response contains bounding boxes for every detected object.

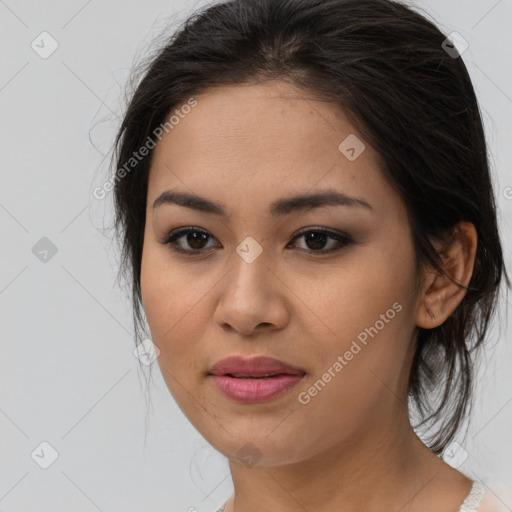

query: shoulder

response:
[475,481,512,512]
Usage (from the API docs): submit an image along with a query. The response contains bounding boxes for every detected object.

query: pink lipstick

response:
[208,355,306,403]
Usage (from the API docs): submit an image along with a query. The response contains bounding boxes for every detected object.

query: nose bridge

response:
[229,235,270,295]
[235,234,266,266]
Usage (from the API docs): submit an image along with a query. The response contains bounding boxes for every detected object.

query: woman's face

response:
[141,80,423,467]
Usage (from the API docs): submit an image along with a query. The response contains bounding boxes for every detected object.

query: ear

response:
[416,221,478,329]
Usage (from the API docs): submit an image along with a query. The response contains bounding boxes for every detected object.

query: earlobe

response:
[416,221,478,329]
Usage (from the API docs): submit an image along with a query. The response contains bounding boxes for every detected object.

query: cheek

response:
[141,242,184,347]
[314,245,415,335]
[140,241,214,369]
[140,251,202,412]
[307,233,418,380]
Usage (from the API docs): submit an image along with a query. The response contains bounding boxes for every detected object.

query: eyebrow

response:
[152,188,373,217]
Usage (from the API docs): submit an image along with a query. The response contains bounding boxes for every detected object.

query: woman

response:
[110,0,510,510]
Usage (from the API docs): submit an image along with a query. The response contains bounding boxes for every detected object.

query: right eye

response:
[160,227,220,255]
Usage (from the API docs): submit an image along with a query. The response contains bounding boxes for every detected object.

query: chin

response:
[203,427,308,468]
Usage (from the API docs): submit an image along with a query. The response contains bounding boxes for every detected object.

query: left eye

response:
[161,227,353,255]
[289,228,353,253]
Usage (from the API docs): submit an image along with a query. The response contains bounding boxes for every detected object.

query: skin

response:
[140,80,478,512]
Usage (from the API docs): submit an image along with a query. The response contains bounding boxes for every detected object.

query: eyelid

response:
[159,226,219,250]
[160,225,354,255]
[288,226,353,253]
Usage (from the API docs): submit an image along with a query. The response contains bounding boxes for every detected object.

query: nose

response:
[213,247,289,337]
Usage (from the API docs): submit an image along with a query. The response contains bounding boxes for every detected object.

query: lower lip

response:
[210,374,305,403]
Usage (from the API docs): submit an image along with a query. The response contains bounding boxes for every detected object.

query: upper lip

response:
[208,356,306,377]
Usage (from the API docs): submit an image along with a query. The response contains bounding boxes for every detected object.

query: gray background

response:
[0,0,511,511]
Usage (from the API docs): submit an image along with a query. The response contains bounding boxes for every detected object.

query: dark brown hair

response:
[111,0,509,454]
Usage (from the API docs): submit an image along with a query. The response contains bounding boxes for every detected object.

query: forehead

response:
[147,80,396,216]
[151,80,362,169]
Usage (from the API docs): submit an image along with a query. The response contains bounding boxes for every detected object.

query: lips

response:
[208,355,306,378]
[208,355,306,403]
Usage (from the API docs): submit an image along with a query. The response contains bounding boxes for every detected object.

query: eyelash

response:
[159,226,354,256]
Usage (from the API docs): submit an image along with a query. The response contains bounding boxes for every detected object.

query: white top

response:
[458,481,487,511]
[214,480,486,512]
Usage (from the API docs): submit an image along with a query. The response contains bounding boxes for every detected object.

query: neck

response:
[225,411,461,512]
